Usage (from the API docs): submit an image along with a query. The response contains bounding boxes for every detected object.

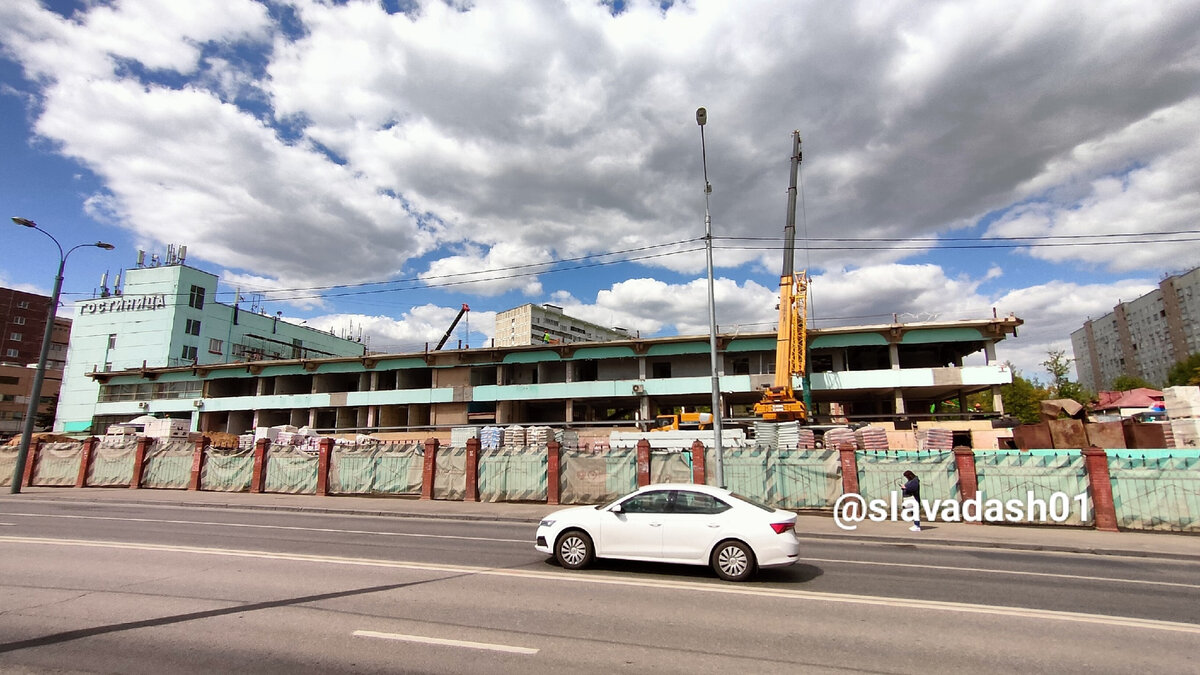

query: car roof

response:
[635,483,731,497]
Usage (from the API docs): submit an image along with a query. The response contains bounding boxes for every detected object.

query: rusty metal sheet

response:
[1012,423,1052,450]
[1048,419,1088,449]
[1084,421,1126,449]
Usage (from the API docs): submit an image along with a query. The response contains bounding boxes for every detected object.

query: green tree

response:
[1110,374,1155,392]
[1000,362,1049,425]
[1042,350,1090,404]
[1166,353,1200,387]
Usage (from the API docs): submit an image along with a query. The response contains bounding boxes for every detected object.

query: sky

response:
[2,0,1199,385]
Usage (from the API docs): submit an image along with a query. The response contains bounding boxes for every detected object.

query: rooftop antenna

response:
[167,244,175,265]
[99,272,110,298]
[113,272,122,296]
[136,250,145,268]
[178,245,187,264]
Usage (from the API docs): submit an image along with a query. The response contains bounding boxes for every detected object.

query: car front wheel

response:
[711,540,756,581]
[555,530,594,570]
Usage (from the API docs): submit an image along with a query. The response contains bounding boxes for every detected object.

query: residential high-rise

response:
[0,288,71,437]
[494,303,633,347]
[1072,267,1200,391]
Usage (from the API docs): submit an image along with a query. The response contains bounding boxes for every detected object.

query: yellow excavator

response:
[753,131,808,422]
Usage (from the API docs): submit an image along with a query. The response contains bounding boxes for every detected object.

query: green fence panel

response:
[559,448,636,504]
[87,438,138,486]
[141,440,193,489]
[1109,451,1200,532]
[373,444,423,495]
[329,446,376,494]
[649,451,692,485]
[432,446,466,500]
[0,446,17,487]
[329,443,422,495]
[264,444,318,494]
[975,450,1091,525]
[201,447,253,492]
[479,446,547,502]
[856,451,959,520]
[31,442,84,486]
[721,446,773,503]
[776,448,841,509]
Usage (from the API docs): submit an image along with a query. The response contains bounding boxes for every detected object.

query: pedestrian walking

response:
[901,470,921,532]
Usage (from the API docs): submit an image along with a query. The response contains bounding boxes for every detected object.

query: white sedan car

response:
[535,483,799,581]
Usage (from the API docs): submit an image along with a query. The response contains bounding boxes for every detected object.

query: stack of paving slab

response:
[855,426,890,450]
[1164,386,1200,447]
[823,427,857,450]
[450,426,478,447]
[479,426,502,449]
[526,426,555,446]
[917,428,955,451]
[754,422,779,447]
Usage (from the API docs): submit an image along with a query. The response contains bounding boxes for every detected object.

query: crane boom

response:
[754,131,808,422]
[436,304,470,350]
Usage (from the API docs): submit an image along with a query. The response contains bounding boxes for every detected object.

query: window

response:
[188,285,206,310]
[619,491,671,514]
[208,338,223,354]
[9,333,21,341]
[651,362,671,378]
[12,317,25,326]
[180,345,198,361]
[17,301,29,309]
[0,376,18,385]
[185,319,201,336]
[4,349,17,358]
[107,334,117,349]
[671,491,731,515]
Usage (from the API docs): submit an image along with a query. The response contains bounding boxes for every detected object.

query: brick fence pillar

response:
[420,437,439,500]
[23,439,41,487]
[953,446,981,525]
[636,438,651,487]
[691,440,707,485]
[188,436,209,491]
[1081,445,1119,532]
[546,440,561,505]
[75,436,97,488]
[838,441,859,496]
[316,437,334,496]
[250,438,269,493]
[464,437,480,502]
[130,436,151,489]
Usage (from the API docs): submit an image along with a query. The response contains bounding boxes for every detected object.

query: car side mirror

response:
[610,503,623,514]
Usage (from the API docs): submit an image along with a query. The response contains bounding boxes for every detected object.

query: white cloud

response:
[300,305,497,353]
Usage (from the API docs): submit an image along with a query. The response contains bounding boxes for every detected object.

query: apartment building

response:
[494,303,633,347]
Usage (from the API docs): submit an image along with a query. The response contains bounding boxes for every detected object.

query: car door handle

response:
[649,523,662,527]
[707,524,720,528]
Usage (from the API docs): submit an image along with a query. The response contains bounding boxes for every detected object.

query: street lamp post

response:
[10,217,114,494]
[696,108,725,489]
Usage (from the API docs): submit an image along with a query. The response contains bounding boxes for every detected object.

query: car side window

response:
[672,491,731,515]
[621,491,671,514]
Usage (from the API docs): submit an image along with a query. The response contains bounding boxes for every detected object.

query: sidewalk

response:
[4,487,1198,562]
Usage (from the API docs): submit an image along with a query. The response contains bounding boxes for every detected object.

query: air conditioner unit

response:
[193,399,205,408]
[632,384,645,394]
[137,401,149,409]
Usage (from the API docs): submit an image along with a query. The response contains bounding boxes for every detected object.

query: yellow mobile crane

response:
[753,131,808,422]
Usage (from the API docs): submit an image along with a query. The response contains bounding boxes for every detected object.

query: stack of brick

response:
[823,427,857,450]
[526,426,554,446]
[917,428,954,451]
[855,426,890,450]
[797,428,816,449]
[1164,386,1200,447]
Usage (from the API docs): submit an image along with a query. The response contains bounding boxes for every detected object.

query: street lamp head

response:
[12,217,37,228]
[95,242,115,250]
[696,107,707,126]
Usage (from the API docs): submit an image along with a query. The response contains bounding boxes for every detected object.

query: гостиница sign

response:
[78,294,167,315]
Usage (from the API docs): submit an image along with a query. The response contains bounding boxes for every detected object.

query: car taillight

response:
[770,522,794,534]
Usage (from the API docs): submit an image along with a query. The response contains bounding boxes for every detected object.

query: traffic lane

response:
[0,538,1195,675]
[5,502,1198,625]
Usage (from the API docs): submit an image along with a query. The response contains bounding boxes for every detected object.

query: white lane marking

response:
[2,535,1198,635]
[354,630,538,655]
[2,512,527,544]
[801,557,1200,590]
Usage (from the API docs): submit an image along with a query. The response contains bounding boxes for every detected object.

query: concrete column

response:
[1081,446,1119,532]
[316,437,334,496]
[308,409,317,428]
[564,399,574,423]
[130,436,151,489]
[420,437,439,500]
[984,340,997,365]
[691,440,707,485]
[367,405,378,428]
[953,446,981,525]
[75,436,97,488]
[250,437,268,493]
[889,343,900,370]
[464,437,480,502]
[893,388,906,415]
[546,440,561,505]
[992,385,1004,414]
[636,438,651,488]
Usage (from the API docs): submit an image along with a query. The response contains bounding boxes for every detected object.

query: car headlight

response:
[538,519,556,528]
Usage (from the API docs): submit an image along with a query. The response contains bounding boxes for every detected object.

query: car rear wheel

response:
[555,530,594,570]
[712,540,756,581]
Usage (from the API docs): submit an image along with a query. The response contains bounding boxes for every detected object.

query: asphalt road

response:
[0,499,1196,674]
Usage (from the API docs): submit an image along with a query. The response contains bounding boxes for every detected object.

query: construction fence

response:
[6,436,1198,533]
